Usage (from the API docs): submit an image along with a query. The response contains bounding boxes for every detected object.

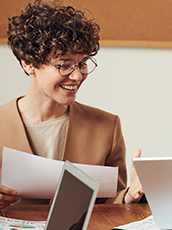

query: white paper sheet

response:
[113,215,160,230]
[1,147,118,198]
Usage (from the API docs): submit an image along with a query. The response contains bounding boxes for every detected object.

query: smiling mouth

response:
[60,85,78,91]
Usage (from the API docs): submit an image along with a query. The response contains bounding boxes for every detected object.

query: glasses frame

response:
[46,57,97,77]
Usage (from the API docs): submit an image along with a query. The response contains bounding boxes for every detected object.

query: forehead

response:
[51,52,88,63]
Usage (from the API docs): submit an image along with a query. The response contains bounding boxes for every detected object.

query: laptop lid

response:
[133,157,172,230]
[44,160,99,230]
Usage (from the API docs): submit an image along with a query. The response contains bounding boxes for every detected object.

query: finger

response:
[131,149,142,171]
[0,184,18,196]
[0,197,19,209]
[0,192,19,202]
[0,185,19,209]
[0,193,19,209]
[132,148,141,160]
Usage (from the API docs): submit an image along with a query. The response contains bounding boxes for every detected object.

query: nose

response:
[68,66,83,81]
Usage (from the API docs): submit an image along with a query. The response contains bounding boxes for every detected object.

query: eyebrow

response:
[58,57,66,61]
[56,56,89,63]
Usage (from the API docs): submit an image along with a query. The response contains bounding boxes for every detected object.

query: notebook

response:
[133,157,172,230]
[44,160,99,230]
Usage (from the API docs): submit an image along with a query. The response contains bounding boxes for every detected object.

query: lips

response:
[60,85,78,91]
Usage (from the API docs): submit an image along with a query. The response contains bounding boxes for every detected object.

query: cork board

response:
[1,0,172,47]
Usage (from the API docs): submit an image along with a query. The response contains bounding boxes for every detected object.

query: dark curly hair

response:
[7,0,100,69]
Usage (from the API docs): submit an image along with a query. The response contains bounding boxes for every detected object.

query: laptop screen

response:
[133,157,172,229]
[45,161,99,230]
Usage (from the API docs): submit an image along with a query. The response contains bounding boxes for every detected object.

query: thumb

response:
[131,149,142,171]
[132,148,141,160]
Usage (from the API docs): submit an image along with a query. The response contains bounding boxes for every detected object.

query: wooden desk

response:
[0,204,152,230]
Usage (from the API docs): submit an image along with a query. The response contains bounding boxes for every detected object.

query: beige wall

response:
[1,45,172,185]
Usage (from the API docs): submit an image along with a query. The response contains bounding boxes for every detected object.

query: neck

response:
[18,95,68,123]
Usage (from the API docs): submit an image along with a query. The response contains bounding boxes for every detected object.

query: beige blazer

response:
[0,98,127,203]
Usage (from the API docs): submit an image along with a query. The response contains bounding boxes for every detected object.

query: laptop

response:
[133,157,172,230]
[44,160,99,230]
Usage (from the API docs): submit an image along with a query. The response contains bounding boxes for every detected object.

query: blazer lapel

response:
[2,98,33,155]
[62,102,83,162]
[62,101,98,164]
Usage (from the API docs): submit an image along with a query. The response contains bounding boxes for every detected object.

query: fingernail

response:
[11,191,17,195]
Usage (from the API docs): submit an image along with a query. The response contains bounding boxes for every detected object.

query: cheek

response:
[37,69,63,86]
[82,75,88,82]
[77,75,87,91]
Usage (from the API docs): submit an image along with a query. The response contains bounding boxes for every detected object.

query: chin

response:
[61,99,76,106]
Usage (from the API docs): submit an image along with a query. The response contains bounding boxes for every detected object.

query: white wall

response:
[1,44,172,185]
[0,45,30,103]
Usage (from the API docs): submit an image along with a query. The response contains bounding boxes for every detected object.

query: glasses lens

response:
[59,58,97,76]
[80,58,97,75]
[60,59,75,76]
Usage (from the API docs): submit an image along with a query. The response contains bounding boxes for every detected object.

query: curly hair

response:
[7,0,100,68]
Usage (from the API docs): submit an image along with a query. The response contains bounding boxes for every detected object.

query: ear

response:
[21,60,35,75]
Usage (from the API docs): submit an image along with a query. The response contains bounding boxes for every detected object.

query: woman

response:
[0,0,144,209]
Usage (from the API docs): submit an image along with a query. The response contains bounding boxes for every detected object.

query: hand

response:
[127,149,144,202]
[0,184,19,209]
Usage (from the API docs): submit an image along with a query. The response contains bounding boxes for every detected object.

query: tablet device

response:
[44,160,99,230]
[133,157,172,230]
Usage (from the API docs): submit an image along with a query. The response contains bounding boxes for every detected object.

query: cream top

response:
[24,113,68,160]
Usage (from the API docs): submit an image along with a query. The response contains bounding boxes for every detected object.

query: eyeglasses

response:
[46,57,97,77]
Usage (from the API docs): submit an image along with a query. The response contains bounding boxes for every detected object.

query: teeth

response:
[61,85,77,91]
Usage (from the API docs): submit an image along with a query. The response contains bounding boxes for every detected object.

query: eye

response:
[62,63,71,70]
[80,62,87,69]
[80,57,88,66]
[61,60,74,70]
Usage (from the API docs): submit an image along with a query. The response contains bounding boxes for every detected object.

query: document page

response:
[113,215,160,230]
[1,147,118,198]
[0,216,46,230]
